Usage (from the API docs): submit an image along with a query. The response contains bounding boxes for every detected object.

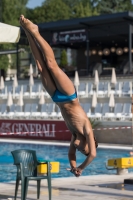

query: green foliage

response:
[89,118,100,129]
[96,0,133,14]
[26,0,99,23]
[2,0,28,25]
[0,54,9,70]
[60,49,68,68]
[43,0,70,22]
[71,1,99,18]
[0,0,28,72]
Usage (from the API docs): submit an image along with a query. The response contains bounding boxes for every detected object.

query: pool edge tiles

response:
[0,138,132,150]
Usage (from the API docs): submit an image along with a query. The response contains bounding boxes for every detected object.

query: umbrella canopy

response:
[94,70,99,86]
[74,71,80,87]
[109,93,115,108]
[13,74,18,88]
[0,76,4,90]
[111,68,117,85]
[39,90,45,105]
[92,91,97,108]
[0,22,20,43]
[29,74,34,86]
[29,63,33,75]
[17,91,24,106]
[7,92,13,106]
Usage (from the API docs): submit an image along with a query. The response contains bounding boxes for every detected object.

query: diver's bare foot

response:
[20,15,39,37]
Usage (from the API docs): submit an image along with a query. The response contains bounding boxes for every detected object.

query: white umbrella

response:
[94,70,99,86]
[92,91,97,108]
[29,74,34,86]
[0,76,4,90]
[109,93,115,111]
[13,74,18,88]
[74,71,80,92]
[29,74,34,98]
[17,91,24,107]
[39,90,45,105]
[29,63,33,75]
[111,68,117,85]
[94,70,99,96]
[12,74,18,98]
[7,92,13,106]
[0,22,20,43]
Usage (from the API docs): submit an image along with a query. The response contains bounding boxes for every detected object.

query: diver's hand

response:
[66,167,82,177]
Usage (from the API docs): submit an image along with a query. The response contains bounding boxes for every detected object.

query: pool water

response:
[0,142,133,182]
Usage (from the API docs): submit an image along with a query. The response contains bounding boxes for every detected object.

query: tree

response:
[43,0,71,22]
[96,0,133,14]
[0,0,28,75]
[2,0,28,26]
[26,0,99,24]
[26,7,46,24]
[60,50,68,68]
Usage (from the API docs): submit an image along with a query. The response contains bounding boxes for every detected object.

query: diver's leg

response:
[21,25,56,97]
[20,15,75,96]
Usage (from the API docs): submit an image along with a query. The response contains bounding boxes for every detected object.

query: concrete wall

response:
[94,121,133,145]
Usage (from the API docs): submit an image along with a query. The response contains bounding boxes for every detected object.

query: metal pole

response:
[0,0,2,22]
[129,24,132,74]
[86,28,89,75]
[16,43,19,78]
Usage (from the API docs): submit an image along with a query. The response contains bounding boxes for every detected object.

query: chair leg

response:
[14,179,20,200]
[47,176,52,200]
[21,178,25,200]
[37,180,41,199]
[24,179,29,200]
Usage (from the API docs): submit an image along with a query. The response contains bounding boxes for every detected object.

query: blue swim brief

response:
[52,89,77,103]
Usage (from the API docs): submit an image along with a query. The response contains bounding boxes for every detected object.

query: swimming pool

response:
[0,142,133,182]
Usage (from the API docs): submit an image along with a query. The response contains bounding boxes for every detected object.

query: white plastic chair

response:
[122,81,130,96]
[40,104,48,119]
[23,104,31,118]
[78,83,86,97]
[121,103,132,120]
[47,103,56,118]
[14,105,24,118]
[30,103,38,118]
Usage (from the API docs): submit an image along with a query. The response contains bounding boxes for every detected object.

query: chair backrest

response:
[22,85,28,93]
[15,85,21,93]
[102,103,109,115]
[11,149,38,177]
[88,83,92,92]
[95,103,102,114]
[9,104,16,112]
[122,81,130,91]
[103,82,108,90]
[24,104,31,112]
[122,103,131,114]
[47,103,55,113]
[40,104,47,112]
[57,105,61,113]
[7,85,12,93]
[114,103,123,114]
[31,103,38,112]
[83,103,91,113]
[32,85,39,92]
[78,83,86,91]
[98,82,104,90]
[16,105,23,112]
[1,104,7,113]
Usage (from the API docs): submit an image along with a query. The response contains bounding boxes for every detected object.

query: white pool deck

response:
[0,138,133,199]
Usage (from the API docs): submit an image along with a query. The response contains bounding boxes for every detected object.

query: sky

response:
[26,0,44,9]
